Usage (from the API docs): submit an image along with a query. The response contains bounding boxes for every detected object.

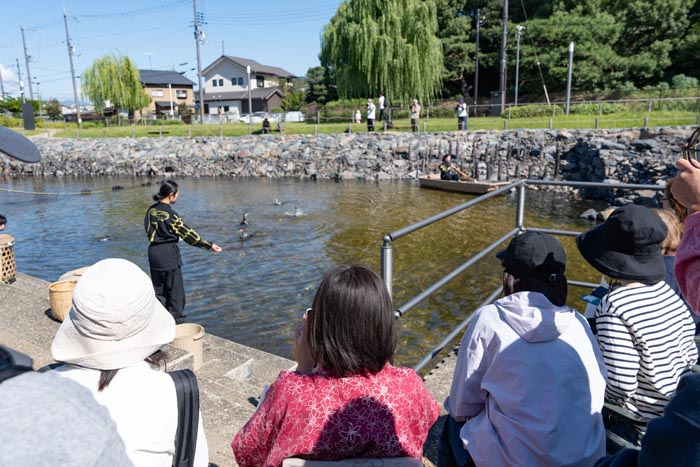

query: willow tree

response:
[320,0,443,105]
[82,53,150,116]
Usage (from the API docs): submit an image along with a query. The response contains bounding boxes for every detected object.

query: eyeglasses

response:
[302,307,312,319]
[684,127,700,163]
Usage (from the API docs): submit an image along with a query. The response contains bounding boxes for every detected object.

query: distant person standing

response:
[456,99,467,131]
[0,214,6,231]
[378,92,386,124]
[366,99,376,132]
[145,180,222,323]
[410,99,421,132]
[354,109,361,125]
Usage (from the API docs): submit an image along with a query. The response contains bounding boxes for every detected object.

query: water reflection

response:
[0,177,606,367]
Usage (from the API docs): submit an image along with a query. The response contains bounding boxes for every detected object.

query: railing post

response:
[516,182,526,231]
[381,235,393,299]
[595,117,599,129]
[644,116,648,128]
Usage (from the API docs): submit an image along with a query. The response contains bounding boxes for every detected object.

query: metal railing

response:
[379,179,664,372]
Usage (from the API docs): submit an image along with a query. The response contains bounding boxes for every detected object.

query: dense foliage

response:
[316,0,699,104]
[320,0,444,105]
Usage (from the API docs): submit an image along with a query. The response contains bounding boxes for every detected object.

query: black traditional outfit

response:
[144,202,213,323]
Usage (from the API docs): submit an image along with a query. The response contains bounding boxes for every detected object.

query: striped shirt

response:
[595,281,697,426]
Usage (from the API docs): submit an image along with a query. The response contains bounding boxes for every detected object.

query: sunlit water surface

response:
[0,177,605,367]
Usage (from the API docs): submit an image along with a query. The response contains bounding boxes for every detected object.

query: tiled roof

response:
[139,69,196,86]
[202,55,294,78]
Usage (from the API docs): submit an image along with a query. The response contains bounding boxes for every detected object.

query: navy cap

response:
[497,231,567,277]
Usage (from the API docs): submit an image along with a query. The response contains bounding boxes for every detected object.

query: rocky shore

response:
[1,126,694,205]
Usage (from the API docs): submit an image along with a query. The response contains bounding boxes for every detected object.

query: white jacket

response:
[54,362,208,467]
[445,291,607,467]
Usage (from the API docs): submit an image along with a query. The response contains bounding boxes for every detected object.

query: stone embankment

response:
[2,126,694,204]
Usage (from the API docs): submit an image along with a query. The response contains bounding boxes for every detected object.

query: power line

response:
[74,0,190,18]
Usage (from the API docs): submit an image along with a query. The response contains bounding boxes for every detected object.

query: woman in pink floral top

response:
[232,265,440,467]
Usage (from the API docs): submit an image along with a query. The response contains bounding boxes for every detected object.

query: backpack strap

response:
[170,369,200,467]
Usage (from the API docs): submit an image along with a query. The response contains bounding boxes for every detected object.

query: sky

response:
[0,0,344,102]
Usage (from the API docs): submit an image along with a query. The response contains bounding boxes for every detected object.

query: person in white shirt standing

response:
[378,92,386,126]
[456,99,467,131]
[366,98,376,132]
[440,232,607,467]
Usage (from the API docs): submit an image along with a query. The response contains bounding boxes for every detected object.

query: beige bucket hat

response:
[51,258,175,370]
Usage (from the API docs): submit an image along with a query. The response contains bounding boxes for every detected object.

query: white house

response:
[199,55,294,117]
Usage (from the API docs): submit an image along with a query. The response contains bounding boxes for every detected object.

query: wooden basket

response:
[0,243,16,284]
[49,280,77,322]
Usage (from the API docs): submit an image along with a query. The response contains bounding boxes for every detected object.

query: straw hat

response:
[51,258,175,370]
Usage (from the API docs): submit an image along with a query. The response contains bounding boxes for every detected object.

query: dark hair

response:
[97,350,167,392]
[0,214,5,226]
[153,180,178,202]
[307,265,397,376]
[502,270,568,306]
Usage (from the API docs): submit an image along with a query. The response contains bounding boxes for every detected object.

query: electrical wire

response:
[74,0,191,19]
[519,0,551,105]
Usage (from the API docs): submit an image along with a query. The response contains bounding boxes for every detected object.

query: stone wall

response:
[1,127,694,204]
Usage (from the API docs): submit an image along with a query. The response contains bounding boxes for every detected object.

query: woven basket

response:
[0,243,16,284]
[49,280,77,322]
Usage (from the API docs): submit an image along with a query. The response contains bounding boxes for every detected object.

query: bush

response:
[671,74,699,90]
[0,116,22,127]
[568,102,627,115]
[504,104,563,118]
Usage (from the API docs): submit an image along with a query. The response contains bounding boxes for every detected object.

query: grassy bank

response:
[13,110,700,139]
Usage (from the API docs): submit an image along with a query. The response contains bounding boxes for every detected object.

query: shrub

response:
[671,74,699,90]
[617,81,637,92]
[504,104,563,118]
[569,102,627,115]
[0,116,22,127]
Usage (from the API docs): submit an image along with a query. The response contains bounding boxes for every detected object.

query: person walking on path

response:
[145,180,222,323]
[366,98,376,132]
[410,99,421,132]
[456,99,467,131]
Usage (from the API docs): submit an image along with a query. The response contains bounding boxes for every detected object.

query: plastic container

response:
[172,323,205,371]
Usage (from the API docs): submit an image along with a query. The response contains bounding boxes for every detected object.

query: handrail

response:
[381,178,665,371]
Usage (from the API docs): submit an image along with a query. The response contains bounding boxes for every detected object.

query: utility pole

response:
[565,42,574,115]
[474,9,482,111]
[514,25,525,107]
[499,0,508,114]
[193,0,205,124]
[20,25,34,100]
[0,65,5,99]
[16,59,24,103]
[63,9,81,127]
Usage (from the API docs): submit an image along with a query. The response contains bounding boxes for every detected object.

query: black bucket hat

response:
[497,231,566,279]
[0,126,41,163]
[576,204,667,283]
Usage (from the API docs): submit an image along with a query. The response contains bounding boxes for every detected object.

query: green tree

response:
[45,99,62,120]
[435,0,475,98]
[281,90,306,111]
[81,53,150,115]
[305,66,337,104]
[320,0,444,105]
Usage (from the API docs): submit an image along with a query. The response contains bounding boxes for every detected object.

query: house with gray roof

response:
[139,69,196,116]
[199,55,294,118]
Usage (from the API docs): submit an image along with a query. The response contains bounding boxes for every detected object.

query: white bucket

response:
[172,323,205,371]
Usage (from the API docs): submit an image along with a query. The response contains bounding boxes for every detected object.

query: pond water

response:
[0,177,606,368]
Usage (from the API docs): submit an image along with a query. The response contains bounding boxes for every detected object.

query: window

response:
[212,80,218,87]
[218,79,224,86]
[151,90,164,97]
[223,106,230,112]
[176,90,187,99]
[231,79,236,86]
[238,77,244,86]
[256,76,265,88]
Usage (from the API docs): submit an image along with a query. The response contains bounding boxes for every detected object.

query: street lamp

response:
[514,25,525,107]
[247,65,252,129]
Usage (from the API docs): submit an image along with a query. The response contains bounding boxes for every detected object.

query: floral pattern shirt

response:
[231,365,439,467]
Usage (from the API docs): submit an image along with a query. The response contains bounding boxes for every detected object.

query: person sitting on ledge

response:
[232,264,440,467]
[577,204,697,446]
[51,258,209,467]
[439,231,607,467]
